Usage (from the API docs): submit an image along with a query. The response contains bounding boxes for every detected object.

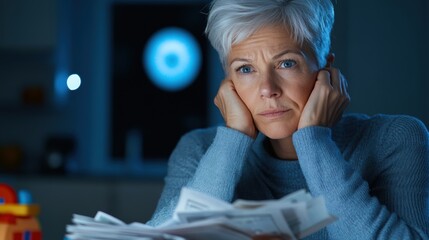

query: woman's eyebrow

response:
[229,49,304,66]
[273,49,304,60]
[229,58,252,67]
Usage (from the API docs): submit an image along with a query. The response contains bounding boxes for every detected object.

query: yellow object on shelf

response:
[0,204,40,217]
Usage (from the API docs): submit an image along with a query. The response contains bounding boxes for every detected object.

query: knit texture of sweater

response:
[147,113,429,239]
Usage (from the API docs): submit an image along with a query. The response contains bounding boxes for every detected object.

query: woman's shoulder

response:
[343,112,426,129]
[338,113,428,142]
[178,126,218,147]
[167,127,219,167]
[373,114,428,144]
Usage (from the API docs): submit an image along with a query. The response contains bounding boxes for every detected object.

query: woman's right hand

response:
[214,78,257,138]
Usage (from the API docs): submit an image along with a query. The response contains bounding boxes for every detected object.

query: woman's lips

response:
[258,109,291,118]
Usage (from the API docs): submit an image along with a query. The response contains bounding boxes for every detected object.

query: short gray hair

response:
[205,0,334,69]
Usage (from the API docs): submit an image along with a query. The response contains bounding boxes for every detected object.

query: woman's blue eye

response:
[280,59,296,68]
[237,65,253,73]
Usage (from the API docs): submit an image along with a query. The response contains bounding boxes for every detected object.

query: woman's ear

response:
[325,53,335,68]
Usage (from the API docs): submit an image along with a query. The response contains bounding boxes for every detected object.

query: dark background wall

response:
[1,0,428,239]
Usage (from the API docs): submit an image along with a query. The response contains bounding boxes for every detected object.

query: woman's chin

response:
[255,117,299,140]
[259,126,297,140]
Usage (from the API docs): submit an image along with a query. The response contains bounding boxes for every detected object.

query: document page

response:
[66,187,336,240]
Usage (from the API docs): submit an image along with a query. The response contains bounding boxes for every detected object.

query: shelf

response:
[0,105,60,115]
[0,48,54,66]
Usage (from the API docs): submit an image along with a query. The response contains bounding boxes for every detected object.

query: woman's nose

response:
[259,72,281,98]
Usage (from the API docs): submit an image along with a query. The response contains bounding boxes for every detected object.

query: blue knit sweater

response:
[148,113,429,239]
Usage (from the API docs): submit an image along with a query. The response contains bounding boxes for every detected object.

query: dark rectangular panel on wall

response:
[110,3,209,161]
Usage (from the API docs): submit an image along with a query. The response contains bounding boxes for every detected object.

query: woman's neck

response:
[268,137,298,160]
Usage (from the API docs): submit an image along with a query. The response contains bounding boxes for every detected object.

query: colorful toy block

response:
[0,183,42,240]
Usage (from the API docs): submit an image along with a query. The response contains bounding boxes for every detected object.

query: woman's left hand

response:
[298,67,350,129]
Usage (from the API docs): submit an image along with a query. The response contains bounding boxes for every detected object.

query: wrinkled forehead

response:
[226,24,315,66]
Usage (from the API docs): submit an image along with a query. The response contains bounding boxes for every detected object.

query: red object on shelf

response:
[0,183,42,240]
[0,184,17,204]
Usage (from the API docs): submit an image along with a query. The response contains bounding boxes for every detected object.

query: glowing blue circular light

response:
[67,74,81,91]
[143,27,202,91]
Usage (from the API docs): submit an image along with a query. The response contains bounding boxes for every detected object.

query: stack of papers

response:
[66,188,336,240]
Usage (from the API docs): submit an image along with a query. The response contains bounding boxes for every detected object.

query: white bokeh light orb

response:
[67,74,81,91]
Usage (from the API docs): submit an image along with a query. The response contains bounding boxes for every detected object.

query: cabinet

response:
[0,0,61,173]
[0,0,57,49]
[0,0,57,106]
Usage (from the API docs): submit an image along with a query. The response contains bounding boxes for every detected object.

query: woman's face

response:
[227,25,319,139]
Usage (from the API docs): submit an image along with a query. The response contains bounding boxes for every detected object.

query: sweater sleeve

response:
[146,126,254,226]
[292,116,429,239]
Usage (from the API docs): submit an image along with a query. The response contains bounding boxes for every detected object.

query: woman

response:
[148,0,429,239]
